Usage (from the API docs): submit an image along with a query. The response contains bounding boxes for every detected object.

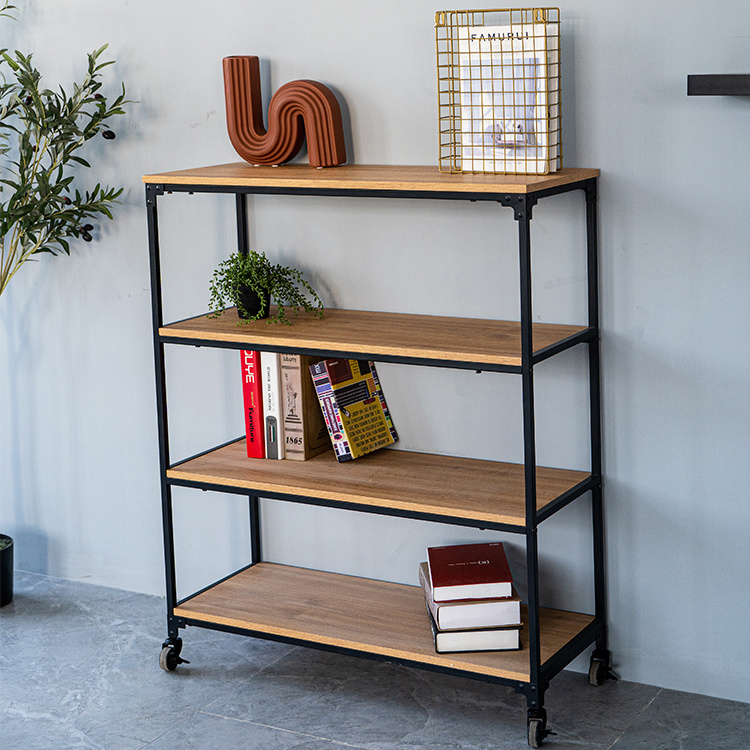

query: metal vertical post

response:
[235,191,262,564]
[146,184,179,637]
[585,179,607,649]
[585,179,600,344]
[516,195,543,710]
[236,192,249,256]
[249,495,262,564]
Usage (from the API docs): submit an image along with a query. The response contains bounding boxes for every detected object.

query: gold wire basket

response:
[436,8,561,175]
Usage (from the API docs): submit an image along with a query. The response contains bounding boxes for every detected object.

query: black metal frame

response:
[145,172,606,739]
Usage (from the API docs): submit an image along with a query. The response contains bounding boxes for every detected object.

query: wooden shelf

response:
[168,440,590,528]
[160,307,589,370]
[175,562,594,682]
[143,163,600,196]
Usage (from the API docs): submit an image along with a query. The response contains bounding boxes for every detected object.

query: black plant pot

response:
[237,285,271,320]
[0,534,13,607]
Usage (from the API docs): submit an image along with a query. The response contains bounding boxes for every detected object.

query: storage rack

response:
[435,7,562,175]
[143,163,612,747]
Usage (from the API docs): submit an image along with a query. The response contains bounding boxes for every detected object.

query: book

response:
[309,358,397,462]
[280,353,332,461]
[427,542,513,602]
[457,21,560,174]
[240,350,265,458]
[260,351,285,459]
[425,605,520,653]
[418,562,521,631]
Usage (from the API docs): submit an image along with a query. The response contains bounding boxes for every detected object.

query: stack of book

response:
[241,353,397,463]
[240,351,332,461]
[420,542,522,653]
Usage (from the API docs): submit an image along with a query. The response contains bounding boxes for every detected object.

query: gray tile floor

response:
[2,572,749,750]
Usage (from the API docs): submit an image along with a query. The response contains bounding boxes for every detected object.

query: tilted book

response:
[240,350,265,458]
[280,353,332,461]
[427,542,513,602]
[260,351,284,459]
[309,358,397,462]
[457,21,560,174]
[425,604,520,653]
[418,562,521,631]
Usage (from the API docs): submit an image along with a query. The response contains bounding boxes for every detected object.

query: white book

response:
[260,351,285,459]
[279,353,330,460]
[458,22,560,174]
[425,604,521,653]
[418,562,521,631]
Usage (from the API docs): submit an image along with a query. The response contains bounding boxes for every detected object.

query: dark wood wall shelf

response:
[687,74,750,96]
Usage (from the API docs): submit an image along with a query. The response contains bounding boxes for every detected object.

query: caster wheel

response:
[527,708,551,748]
[589,656,606,686]
[159,640,189,672]
[159,645,179,671]
[589,650,617,686]
[528,718,545,748]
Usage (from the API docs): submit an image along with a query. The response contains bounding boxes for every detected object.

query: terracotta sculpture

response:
[223,55,347,168]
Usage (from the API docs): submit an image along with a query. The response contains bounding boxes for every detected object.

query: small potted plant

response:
[208,250,324,325]
[0,534,13,606]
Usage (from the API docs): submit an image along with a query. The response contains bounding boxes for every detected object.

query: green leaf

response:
[0,35,130,296]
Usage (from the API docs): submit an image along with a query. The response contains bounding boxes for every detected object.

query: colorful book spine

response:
[260,351,285,459]
[309,358,397,462]
[240,350,265,458]
[280,353,331,461]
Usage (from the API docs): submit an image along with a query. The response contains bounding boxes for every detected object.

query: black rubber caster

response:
[589,650,617,686]
[159,637,189,672]
[588,656,606,686]
[527,708,553,748]
[528,717,545,748]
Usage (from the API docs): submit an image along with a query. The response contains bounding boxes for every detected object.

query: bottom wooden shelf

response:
[174,562,594,683]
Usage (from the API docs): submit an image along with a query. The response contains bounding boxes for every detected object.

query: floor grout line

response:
[197,710,372,748]
[138,708,203,749]
[254,642,305,674]
[606,687,664,749]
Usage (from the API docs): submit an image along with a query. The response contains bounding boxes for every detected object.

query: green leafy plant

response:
[208,250,324,325]
[0,0,129,295]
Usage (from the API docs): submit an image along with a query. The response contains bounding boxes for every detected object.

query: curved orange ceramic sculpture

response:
[223,55,347,168]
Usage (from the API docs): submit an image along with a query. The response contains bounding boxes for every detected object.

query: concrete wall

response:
[1,0,749,702]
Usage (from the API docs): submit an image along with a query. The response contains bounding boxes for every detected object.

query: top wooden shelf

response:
[143,163,599,196]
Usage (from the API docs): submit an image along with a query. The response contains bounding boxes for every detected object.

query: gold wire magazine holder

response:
[436,7,561,175]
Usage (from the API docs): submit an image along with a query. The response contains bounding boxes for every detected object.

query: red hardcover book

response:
[240,350,265,458]
[427,542,513,602]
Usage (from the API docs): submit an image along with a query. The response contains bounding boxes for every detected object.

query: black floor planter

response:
[0,535,13,607]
